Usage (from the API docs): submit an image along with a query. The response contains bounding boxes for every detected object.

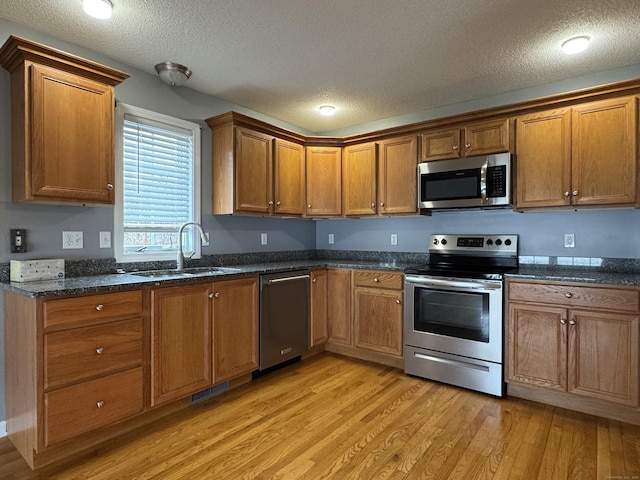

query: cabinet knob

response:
[380,203,384,207]
[96,304,104,311]
[572,190,578,196]
[465,143,471,148]
[452,145,459,150]
[208,293,214,299]
[268,201,274,206]
[214,292,220,298]
[565,292,572,298]
[371,203,375,208]
[96,347,104,355]
[307,205,312,209]
[569,319,576,325]
[374,277,379,282]
[312,278,317,283]
[276,201,281,206]
[564,191,570,197]
[96,401,105,408]
[106,184,114,191]
[560,318,567,325]
[396,299,401,304]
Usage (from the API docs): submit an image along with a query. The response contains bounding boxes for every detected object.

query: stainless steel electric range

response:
[403,234,519,397]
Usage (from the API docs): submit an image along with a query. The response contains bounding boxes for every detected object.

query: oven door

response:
[404,275,503,363]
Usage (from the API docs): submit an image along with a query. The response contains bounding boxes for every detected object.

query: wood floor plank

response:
[1,353,640,479]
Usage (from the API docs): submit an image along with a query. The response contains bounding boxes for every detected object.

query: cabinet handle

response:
[106,184,114,191]
[374,277,379,282]
[560,318,567,325]
[569,319,576,325]
[96,401,105,408]
[565,292,572,298]
[572,190,578,196]
[452,145,459,150]
[564,191,570,197]
[396,299,401,304]
[96,347,104,355]
[96,304,104,311]
[465,143,471,148]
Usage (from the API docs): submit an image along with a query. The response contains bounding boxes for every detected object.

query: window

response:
[114,103,201,263]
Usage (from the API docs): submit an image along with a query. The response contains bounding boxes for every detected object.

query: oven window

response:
[413,288,489,342]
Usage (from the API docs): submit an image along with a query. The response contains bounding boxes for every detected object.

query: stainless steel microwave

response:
[418,153,512,211]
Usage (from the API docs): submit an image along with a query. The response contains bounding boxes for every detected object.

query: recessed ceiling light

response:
[319,105,336,116]
[83,0,113,19]
[562,36,590,55]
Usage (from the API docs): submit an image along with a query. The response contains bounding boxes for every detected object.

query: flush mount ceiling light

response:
[319,105,336,116]
[562,36,590,55]
[82,0,112,19]
[154,62,192,87]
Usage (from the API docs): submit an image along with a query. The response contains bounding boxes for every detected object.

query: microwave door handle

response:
[480,161,488,204]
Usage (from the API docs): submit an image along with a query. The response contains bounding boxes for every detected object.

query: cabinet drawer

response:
[44,367,144,446]
[44,290,143,329]
[509,281,639,313]
[44,319,143,390]
[353,270,403,290]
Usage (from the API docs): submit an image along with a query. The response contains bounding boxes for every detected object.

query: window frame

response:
[114,103,202,264]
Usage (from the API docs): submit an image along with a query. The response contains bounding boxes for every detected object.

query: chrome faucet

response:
[176,221,208,271]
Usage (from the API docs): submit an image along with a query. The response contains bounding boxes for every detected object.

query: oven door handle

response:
[405,275,502,291]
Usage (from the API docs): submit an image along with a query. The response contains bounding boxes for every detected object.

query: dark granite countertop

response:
[507,265,640,287]
[1,259,412,298]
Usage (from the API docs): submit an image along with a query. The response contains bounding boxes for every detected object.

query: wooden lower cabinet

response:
[310,269,329,347]
[507,280,639,407]
[327,268,352,345]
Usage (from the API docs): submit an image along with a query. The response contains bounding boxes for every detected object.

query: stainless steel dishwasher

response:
[258,270,310,371]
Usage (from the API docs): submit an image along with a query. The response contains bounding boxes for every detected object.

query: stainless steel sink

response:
[131,266,242,279]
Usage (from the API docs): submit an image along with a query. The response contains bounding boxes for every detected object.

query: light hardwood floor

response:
[1,353,639,479]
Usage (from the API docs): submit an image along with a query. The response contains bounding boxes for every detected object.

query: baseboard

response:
[0,421,7,438]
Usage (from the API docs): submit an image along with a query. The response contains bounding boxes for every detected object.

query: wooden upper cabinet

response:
[378,135,418,214]
[305,146,342,216]
[0,35,129,205]
[515,109,572,208]
[421,118,509,162]
[274,138,305,215]
[343,142,377,216]
[235,127,273,214]
[516,97,638,210]
[571,96,637,206]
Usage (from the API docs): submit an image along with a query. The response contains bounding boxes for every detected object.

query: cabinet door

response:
[508,303,567,391]
[274,138,305,215]
[377,135,418,214]
[305,147,342,216]
[30,63,115,204]
[212,277,259,383]
[463,118,510,157]
[571,96,637,206]
[151,284,212,406]
[515,109,572,209]
[310,269,328,347]
[343,143,377,216]
[353,287,403,356]
[235,127,273,213]
[327,268,352,345]
[567,310,638,406]
[421,128,461,161]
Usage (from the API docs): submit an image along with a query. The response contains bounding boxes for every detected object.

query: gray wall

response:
[1,15,640,425]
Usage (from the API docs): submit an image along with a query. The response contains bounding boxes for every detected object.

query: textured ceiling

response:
[1,0,640,133]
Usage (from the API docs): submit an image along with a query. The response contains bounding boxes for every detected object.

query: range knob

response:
[495,239,502,246]
[505,239,512,246]
[441,239,447,245]
[433,239,439,245]
[486,239,493,246]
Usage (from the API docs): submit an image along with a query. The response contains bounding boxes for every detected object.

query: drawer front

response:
[353,271,403,290]
[509,281,639,313]
[44,367,144,446]
[44,319,143,390]
[44,290,143,329]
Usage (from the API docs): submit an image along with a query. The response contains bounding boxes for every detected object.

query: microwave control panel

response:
[487,165,507,197]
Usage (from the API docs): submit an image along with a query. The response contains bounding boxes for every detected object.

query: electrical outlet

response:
[328,233,334,245]
[261,233,268,245]
[99,231,111,249]
[62,231,83,249]
[564,233,575,248]
[391,233,398,245]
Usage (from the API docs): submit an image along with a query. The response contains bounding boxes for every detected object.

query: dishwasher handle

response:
[268,274,310,284]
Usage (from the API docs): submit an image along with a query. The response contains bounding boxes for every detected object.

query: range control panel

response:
[429,234,518,255]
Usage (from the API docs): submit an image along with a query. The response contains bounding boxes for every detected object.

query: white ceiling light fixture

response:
[319,105,336,116]
[82,0,112,19]
[562,36,590,55]
[155,62,192,87]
